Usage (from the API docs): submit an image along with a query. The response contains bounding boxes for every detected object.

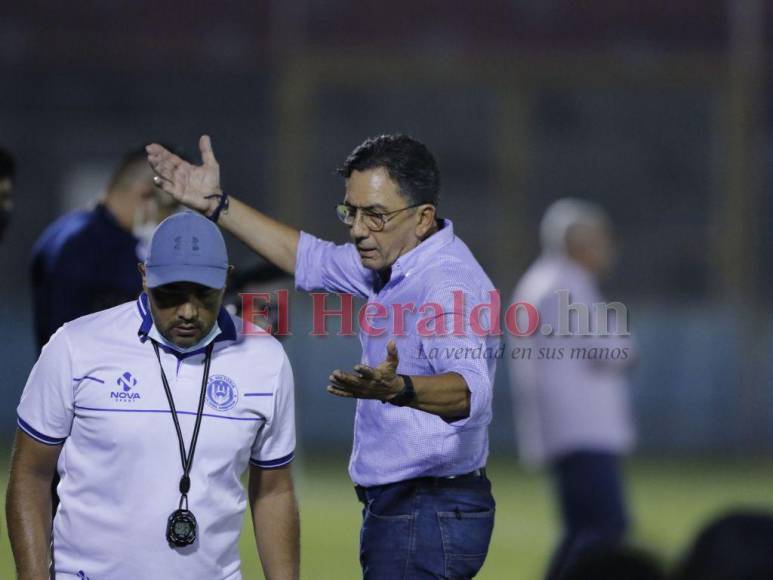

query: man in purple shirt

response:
[148,134,498,579]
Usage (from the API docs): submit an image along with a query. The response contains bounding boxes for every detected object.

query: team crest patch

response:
[206,375,238,411]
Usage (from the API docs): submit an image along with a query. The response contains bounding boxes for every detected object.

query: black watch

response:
[386,374,416,407]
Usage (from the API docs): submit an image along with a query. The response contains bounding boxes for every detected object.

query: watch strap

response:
[387,374,416,407]
[207,190,230,223]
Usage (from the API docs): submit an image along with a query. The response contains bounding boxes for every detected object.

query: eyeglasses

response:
[335,202,426,232]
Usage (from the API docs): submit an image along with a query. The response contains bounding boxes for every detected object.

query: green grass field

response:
[2,453,773,579]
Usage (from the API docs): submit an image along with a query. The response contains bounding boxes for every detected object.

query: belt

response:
[355,468,487,503]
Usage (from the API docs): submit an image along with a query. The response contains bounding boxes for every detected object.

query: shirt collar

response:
[387,219,455,284]
[135,292,237,359]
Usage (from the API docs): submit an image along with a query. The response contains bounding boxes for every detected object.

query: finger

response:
[153,177,179,198]
[146,152,167,174]
[327,385,355,398]
[386,340,399,366]
[329,378,354,392]
[329,371,364,390]
[199,135,218,166]
[151,167,179,194]
[354,365,377,380]
[146,144,183,169]
[149,157,182,182]
[145,143,168,157]
[152,174,172,186]
[158,156,183,177]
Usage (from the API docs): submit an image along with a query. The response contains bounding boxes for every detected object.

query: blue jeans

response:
[545,451,629,580]
[356,473,495,579]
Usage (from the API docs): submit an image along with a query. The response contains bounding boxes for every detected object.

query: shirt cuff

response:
[294,231,316,292]
[444,368,492,429]
[17,415,67,446]
[250,450,295,470]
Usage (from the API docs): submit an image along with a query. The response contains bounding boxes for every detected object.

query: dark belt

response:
[355,468,487,503]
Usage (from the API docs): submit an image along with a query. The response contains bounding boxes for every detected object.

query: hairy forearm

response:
[6,473,54,580]
[406,372,471,420]
[252,487,300,580]
[218,197,300,274]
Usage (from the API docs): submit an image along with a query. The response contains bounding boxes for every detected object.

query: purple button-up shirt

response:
[296,219,498,486]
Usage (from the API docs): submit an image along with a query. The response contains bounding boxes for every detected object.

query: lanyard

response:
[151,340,214,510]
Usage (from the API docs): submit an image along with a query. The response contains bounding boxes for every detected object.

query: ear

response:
[224,265,235,292]
[137,263,148,292]
[415,204,437,238]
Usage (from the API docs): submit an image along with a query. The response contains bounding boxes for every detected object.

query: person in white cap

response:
[508,198,636,580]
[6,211,299,580]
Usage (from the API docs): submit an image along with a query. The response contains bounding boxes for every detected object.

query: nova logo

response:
[117,371,137,391]
[112,371,141,403]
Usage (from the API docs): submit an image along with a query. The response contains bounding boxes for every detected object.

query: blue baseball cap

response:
[144,211,228,289]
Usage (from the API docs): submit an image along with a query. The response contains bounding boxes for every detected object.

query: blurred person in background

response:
[672,510,773,580]
[561,544,664,580]
[30,147,179,350]
[148,134,498,579]
[0,146,15,243]
[508,198,636,580]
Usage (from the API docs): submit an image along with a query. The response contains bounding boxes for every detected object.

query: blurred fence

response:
[1,1,771,454]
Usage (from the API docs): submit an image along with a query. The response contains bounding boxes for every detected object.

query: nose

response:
[177,300,198,321]
[350,210,370,240]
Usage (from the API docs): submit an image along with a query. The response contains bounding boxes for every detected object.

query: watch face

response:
[167,509,197,547]
[174,520,193,535]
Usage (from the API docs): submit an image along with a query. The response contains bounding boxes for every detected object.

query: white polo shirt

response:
[16,294,296,580]
[508,254,635,466]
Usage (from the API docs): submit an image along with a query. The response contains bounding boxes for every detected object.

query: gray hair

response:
[539,198,609,254]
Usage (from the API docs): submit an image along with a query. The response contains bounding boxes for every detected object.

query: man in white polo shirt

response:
[6,211,299,580]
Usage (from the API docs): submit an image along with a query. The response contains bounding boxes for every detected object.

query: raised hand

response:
[146,135,222,214]
[327,340,404,400]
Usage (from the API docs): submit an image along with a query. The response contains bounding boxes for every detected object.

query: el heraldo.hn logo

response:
[112,371,141,402]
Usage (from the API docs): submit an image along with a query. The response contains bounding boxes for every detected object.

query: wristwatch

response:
[387,374,416,407]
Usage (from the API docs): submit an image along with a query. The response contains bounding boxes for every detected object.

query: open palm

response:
[146,135,221,213]
[327,340,403,400]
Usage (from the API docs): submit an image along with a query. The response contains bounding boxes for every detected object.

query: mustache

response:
[171,320,203,330]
